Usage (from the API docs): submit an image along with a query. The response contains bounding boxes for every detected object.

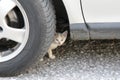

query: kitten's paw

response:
[40,58,44,61]
[50,55,56,59]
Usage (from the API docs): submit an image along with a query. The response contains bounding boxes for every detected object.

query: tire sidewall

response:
[0,0,51,74]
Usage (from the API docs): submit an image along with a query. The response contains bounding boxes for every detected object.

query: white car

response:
[0,0,119,76]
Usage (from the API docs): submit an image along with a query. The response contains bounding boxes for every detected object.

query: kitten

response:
[48,30,68,59]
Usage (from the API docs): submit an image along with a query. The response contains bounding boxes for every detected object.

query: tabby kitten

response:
[48,30,68,59]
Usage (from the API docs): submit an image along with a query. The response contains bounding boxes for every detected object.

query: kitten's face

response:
[54,31,68,46]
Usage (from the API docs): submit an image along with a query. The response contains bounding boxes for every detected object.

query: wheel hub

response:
[0,0,29,62]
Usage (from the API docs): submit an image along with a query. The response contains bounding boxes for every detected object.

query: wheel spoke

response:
[0,0,16,19]
[0,33,3,39]
[4,27,26,43]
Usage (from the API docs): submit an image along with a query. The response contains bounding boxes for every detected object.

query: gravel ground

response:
[1,40,120,80]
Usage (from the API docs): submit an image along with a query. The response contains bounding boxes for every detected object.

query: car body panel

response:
[81,0,120,39]
[61,0,120,40]
[81,0,120,23]
[62,0,84,24]
[62,0,89,40]
[88,23,120,39]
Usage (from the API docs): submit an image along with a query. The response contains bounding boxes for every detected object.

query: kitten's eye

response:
[56,39,59,41]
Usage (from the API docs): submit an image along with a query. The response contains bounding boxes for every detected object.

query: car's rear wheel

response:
[0,0,55,76]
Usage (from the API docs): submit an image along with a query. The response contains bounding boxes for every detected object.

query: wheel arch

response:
[52,0,90,40]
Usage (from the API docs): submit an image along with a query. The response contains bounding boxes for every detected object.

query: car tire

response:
[0,0,55,76]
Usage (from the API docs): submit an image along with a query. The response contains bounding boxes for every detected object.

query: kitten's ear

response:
[62,31,68,37]
[54,32,57,35]
[54,32,58,37]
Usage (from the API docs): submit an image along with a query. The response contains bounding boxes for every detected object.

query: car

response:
[0,0,119,76]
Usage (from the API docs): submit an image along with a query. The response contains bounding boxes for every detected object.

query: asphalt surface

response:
[1,40,120,80]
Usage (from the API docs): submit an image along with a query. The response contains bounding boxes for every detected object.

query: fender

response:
[62,0,89,40]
